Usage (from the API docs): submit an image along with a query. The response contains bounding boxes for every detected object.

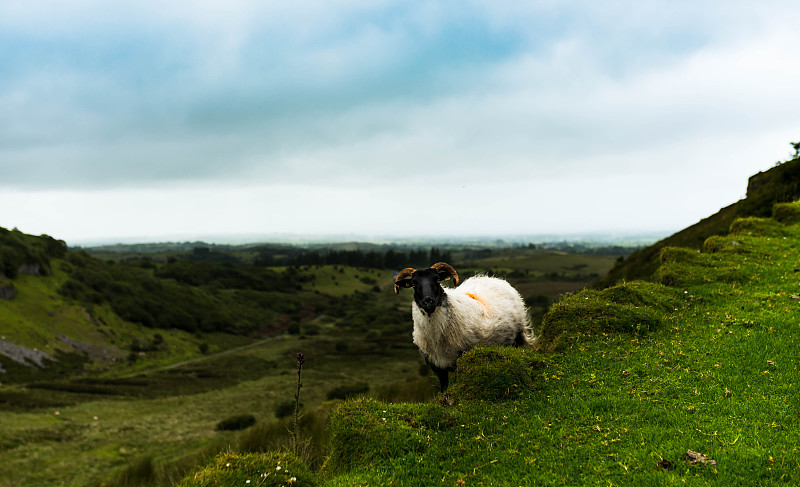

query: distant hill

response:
[598,157,800,286]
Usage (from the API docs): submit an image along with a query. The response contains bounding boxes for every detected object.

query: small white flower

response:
[246,481,251,484]
[226,463,230,467]
[276,466,282,471]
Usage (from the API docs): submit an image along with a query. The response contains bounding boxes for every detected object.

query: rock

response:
[0,278,15,300]
[17,262,46,276]
[0,338,52,368]
[684,450,717,466]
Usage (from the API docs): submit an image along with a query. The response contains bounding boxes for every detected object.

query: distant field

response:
[460,247,616,277]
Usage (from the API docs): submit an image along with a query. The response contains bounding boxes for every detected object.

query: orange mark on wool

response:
[466,291,488,308]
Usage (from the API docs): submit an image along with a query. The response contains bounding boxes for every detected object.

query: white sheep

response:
[394,262,533,390]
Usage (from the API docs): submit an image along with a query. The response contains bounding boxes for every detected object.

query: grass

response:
[314,204,800,485]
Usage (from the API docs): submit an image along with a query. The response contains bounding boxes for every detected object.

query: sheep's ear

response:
[437,271,452,282]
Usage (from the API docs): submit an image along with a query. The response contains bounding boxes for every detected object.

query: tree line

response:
[256,247,453,269]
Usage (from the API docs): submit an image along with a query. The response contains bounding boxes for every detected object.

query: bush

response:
[275,399,299,419]
[214,414,256,431]
[303,322,320,336]
[327,382,370,400]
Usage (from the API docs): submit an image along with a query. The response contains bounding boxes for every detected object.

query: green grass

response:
[314,205,800,485]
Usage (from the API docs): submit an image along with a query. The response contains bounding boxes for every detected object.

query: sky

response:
[2,1,800,245]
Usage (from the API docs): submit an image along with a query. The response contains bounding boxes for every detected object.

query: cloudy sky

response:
[2,1,799,245]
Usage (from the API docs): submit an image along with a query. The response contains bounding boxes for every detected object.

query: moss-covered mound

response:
[178,451,316,487]
[448,347,544,402]
[772,200,800,224]
[326,397,455,474]
[539,281,680,351]
[728,216,789,237]
[654,246,748,287]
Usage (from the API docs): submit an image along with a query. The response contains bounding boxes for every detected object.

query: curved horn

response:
[394,267,417,294]
[430,262,459,285]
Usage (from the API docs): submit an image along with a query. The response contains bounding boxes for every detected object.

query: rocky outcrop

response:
[0,278,15,300]
[0,338,52,368]
[17,262,47,276]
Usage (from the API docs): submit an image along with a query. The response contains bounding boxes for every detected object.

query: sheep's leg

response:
[429,363,449,392]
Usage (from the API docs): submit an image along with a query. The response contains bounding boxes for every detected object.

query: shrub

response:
[275,399,300,419]
[214,414,256,431]
[303,323,320,336]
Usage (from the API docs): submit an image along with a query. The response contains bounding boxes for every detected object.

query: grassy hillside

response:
[337,202,800,484]
[599,158,800,286]
[185,199,800,485]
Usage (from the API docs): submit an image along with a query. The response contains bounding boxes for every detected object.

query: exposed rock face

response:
[0,338,52,368]
[0,279,14,300]
[17,262,46,276]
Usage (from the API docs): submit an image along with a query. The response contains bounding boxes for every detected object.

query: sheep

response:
[394,262,533,391]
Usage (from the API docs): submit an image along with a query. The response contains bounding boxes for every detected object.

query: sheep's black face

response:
[397,268,450,315]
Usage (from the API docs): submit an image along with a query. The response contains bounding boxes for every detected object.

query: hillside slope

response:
[311,201,800,484]
[599,157,800,286]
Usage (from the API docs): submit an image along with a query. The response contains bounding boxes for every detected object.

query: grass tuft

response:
[177,451,317,487]
[215,414,256,431]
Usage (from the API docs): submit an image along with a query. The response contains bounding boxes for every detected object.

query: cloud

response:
[2,1,800,242]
